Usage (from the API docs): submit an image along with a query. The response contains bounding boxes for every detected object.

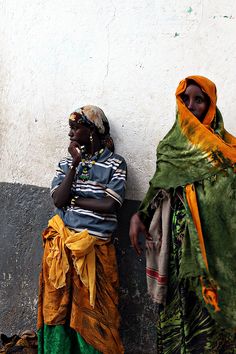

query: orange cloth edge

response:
[185,184,220,312]
[185,184,209,270]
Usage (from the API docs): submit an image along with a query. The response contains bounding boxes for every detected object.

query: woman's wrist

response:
[136,211,150,228]
[132,212,142,224]
[69,164,77,171]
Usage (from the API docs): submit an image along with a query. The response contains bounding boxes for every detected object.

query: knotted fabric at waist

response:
[42,214,109,307]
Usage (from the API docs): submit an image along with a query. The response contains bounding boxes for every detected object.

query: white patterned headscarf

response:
[69,105,114,151]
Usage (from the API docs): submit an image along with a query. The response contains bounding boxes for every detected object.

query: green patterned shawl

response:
[139,76,236,328]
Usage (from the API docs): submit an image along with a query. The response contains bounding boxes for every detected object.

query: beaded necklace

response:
[79,148,104,181]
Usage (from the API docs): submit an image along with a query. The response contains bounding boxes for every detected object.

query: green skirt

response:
[38,324,101,354]
[156,197,236,354]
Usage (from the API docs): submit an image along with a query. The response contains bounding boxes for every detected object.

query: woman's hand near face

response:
[129,213,152,256]
[52,142,82,209]
[52,143,80,209]
[68,141,82,167]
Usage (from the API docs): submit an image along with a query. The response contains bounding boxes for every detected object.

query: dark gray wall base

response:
[0,183,157,353]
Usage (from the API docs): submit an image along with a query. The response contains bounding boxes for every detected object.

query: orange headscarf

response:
[175,75,236,164]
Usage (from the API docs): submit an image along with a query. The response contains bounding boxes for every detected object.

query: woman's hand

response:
[68,141,82,167]
[52,143,81,208]
[129,212,152,256]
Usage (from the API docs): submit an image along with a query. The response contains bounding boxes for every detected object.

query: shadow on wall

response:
[0,183,157,354]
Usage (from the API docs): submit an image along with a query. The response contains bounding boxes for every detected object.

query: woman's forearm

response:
[74,196,119,213]
[52,167,76,208]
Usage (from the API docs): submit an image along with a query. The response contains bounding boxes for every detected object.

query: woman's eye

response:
[182,95,188,103]
[196,97,203,104]
[70,123,80,130]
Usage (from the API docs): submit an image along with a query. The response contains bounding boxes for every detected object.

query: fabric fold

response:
[43,214,107,307]
[38,214,124,353]
[146,189,172,305]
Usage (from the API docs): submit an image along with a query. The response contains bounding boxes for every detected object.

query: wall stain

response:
[213,15,234,19]
[187,6,193,14]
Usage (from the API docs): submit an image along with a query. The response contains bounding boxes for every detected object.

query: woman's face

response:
[68,120,91,147]
[181,84,209,121]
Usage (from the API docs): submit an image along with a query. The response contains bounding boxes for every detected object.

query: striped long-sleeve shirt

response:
[51,148,127,239]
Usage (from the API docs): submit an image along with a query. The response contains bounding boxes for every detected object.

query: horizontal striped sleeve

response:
[75,181,106,195]
[50,157,72,196]
[69,207,118,222]
[105,158,127,205]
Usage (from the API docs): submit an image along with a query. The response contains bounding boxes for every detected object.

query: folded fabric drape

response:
[38,215,124,353]
[146,190,172,305]
[44,214,107,307]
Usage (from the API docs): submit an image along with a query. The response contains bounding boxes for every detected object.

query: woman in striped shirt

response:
[37,105,127,354]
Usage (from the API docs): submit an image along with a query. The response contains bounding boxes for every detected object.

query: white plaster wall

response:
[0,0,236,200]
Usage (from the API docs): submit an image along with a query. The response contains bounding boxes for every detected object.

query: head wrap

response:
[140,75,236,216]
[69,105,114,151]
[174,75,236,164]
[176,75,217,126]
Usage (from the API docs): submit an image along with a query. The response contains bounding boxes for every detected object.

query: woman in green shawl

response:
[129,76,236,353]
